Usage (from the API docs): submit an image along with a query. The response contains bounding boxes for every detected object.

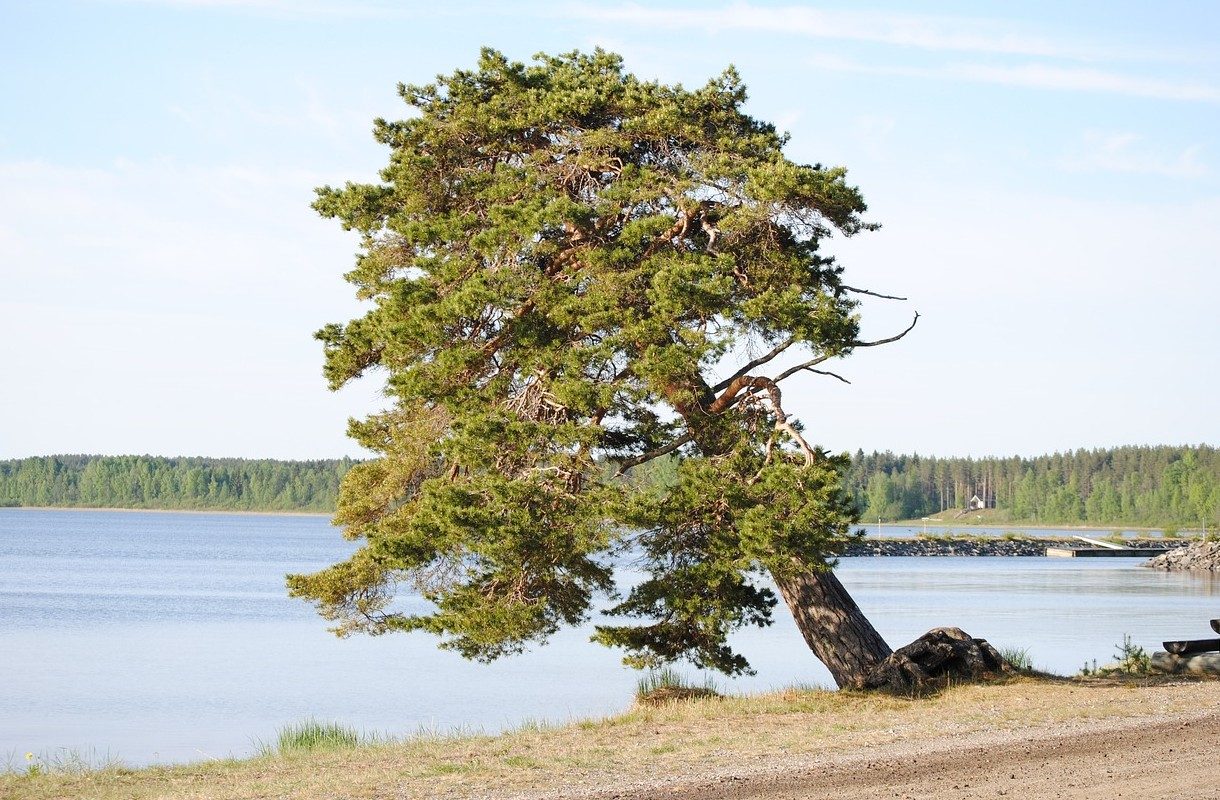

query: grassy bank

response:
[889,511,1203,534]
[5,678,1218,800]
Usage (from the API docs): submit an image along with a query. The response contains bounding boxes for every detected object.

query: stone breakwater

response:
[1143,540,1220,571]
[842,538,1192,557]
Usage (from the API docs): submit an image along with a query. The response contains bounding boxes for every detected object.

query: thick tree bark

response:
[772,566,893,689]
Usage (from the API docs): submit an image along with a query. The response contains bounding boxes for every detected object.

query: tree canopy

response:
[289,49,915,681]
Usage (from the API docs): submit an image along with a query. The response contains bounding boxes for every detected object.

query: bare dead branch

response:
[775,416,817,467]
[770,353,830,386]
[804,368,851,384]
[841,284,908,301]
[709,375,817,467]
[772,313,919,384]
[852,312,920,349]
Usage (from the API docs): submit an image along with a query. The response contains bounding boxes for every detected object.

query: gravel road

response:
[581,707,1220,800]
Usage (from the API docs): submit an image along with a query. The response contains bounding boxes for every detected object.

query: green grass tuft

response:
[998,645,1033,672]
[260,719,365,755]
[635,668,721,705]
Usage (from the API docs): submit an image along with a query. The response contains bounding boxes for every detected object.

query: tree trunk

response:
[665,377,897,690]
[772,566,893,688]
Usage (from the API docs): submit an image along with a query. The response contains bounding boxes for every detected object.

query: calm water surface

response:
[2,509,1216,765]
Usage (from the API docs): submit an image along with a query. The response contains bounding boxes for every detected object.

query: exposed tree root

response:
[862,626,1016,692]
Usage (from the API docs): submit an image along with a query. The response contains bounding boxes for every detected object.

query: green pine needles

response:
[288,48,914,679]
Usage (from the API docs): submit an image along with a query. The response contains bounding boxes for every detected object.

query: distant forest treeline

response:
[0,455,354,512]
[2,446,1217,527]
[845,445,1219,528]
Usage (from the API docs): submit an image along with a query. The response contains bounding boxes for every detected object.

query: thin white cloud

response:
[808,54,1220,103]
[109,0,409,19]
[163,77,384,158]
[573,2,1173,62]
[1061,132,1207,179]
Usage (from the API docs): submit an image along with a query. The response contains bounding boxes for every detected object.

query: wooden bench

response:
[1163,619,1220,655]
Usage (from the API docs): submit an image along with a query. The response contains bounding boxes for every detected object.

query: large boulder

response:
[862,627,1016,691]
[1143,541,1220,571]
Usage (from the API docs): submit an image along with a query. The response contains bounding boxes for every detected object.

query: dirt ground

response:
[579,707,1220,800]
[10,680,1220,800]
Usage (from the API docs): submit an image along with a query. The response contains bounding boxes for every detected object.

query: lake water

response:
[2,509,1217,766]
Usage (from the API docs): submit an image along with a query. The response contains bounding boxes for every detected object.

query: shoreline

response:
[1,507,1198,531]
[842,536,1187,557]
[5,679,1218,800]
[0,506,333,518]
[886,519,1191,533]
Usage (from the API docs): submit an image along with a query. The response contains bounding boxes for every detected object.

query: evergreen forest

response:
[0,455,353,512]
[845,445,1219,529]
[1,446,1216,528]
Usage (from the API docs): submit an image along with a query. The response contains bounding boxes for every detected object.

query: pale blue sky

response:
[1,1,1217,459]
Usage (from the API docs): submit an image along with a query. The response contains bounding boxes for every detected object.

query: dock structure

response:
[1046,537,1172,558]
[1045,547,1169,557]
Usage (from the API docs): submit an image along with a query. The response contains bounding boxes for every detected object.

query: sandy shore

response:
[7,679,1218,800]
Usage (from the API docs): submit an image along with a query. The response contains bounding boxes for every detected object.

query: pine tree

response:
[288,49,920,688]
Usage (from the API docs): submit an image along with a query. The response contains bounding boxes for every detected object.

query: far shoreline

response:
[886,519,1196,534]
[0,506,1199,533]
[0,506,333,518]
[0,507,1200,531]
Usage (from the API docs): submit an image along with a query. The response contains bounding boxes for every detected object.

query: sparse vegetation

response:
[258,720,366,755]
[5,747,125,778]
[1079,635,1152,677]
[635,668,722,705]
[998,646,1033,673]
[4,682,1217,800]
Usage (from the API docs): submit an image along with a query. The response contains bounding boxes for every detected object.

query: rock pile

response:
[845,538,1063,557]
[1143,540,1220,571]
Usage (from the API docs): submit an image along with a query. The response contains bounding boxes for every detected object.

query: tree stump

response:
[862,627,1016,691]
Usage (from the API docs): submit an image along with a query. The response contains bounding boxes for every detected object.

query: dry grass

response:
[5,678,1218,800]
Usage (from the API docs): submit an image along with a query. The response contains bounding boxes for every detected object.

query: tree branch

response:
[612,432,694,477]
[841,284,908,301]
[805,368,851,384]
[712,337,795,392]
[851,312,920,349]
[708,375,817,467]
[771,313,919,385]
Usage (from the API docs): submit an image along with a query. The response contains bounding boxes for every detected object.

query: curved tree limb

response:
[704,375,816,466]
[712,337,795,392]
[772,312,919,384]
[612,432,695,477]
